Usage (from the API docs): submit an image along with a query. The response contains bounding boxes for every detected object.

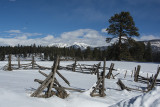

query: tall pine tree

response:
[106,11,139,60]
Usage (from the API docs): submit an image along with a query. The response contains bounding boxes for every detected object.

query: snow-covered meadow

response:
[0,61,160,107]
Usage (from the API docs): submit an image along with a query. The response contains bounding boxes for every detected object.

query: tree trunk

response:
[118,34,122,61]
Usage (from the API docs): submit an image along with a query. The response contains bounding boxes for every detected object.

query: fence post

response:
[8,54,12,71]
[18,57,20,68]
[72,59,77,72]
[101,58,106,97]
[134,65,141,82]
[106,63,114,79]
[32,56,35,69]
[124,70,127,78]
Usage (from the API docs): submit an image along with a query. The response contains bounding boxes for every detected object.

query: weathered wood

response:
[39,70,48,77]
[57,58,60,69]
[31,56,59,97]
[31,77,53,97]
[56,70,70,86]
[101,58,106,97]
[46,56,59,97]
[36,64,51,70]
[126,87,147,92]
[134,65,141,82]
[117,79,149,92]
[91,64,95,74]
[124,70,127,78]
[52,86,68,99]
[62,87,85,92]
[78,64,84,72]
[138,75,150,80]
[18,57,20,68]
[117,79,127,90]
[8,54,12,71]
[34,79,84,92]
[97,69,100,80]
[106,63,114,79]
[113,73,120,78]
[90,77,103,97]
[131,70,133,78]
[34,79,43,84]
[72,60,77,72]
[32,56,35,69]
[148,67,160,91]
[95,62,101,75]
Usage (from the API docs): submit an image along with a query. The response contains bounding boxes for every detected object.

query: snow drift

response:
[112,87,160,107]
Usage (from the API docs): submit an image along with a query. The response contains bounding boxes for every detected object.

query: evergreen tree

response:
[144,42,152,62]
[129,41,145,61]
[106,11,139,60]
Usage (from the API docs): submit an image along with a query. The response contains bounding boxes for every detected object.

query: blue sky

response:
[0,0,160,46]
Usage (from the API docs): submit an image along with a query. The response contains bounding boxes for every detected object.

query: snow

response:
[111,87,160,107]
[48,43,70,48]
[0,61,160,107]
[48,42,91,50]
[48,42,90,50]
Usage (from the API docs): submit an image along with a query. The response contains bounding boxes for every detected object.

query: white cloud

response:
[15,36,27,40]
[61,29,84,39]
[0,29,108,47]
[4,30,42,38]
[61,29,100,39]
[43,35,54,41]
[21,33,42,37]
[101,28,107,33]
[136,35,160,41]
[1,29,159,47]
[5,30,21,33]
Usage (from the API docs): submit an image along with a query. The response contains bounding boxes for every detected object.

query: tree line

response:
[0,44,107,61]
[0,41,159,62]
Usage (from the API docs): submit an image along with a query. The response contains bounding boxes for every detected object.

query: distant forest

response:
[0,42,160,62]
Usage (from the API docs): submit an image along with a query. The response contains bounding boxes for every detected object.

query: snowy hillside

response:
[70,42,90,50]
[48,42,108,50]
[48,42,91,50]
[0,61,160,107]
[48,39,160,52]
[112,87,160,107]
[144,39,160,52]
[48,43,70,48]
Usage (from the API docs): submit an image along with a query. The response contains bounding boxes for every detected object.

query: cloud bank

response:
[0,29,107,47]
[0,29,159,47]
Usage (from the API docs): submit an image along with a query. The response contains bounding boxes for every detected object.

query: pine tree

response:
[144,42,152,62]
[106,11,139,60]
